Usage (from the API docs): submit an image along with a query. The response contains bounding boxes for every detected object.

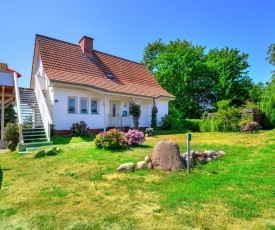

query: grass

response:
[0,131,275,229]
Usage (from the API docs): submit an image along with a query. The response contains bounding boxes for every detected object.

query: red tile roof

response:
[35,34,174,99]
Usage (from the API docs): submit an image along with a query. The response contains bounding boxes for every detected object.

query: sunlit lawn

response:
[0,130,274,229]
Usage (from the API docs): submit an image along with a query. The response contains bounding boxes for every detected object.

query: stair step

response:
[23,134,46,137]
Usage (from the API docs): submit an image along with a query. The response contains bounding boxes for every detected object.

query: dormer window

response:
[105,72,114,79]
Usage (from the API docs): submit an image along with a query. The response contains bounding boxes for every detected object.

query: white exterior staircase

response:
[19,88,48,143]
[15,82,53,153]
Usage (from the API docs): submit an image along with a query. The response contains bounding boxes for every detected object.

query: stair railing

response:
[13,73,23,143]
[34,75,53,141]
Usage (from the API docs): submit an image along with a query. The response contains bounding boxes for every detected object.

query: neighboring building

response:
[30,34,174,135]
[239,108,263,126]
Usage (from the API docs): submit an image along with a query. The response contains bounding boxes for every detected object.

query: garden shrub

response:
[4,123,19,151]
[129,104,141,130]
[200,100,240,132]
[159,108,182,130]
[71,121,89,136]
[181,119,201,132]
[124,129,145,146]
[151,105,158,128]
[95,129,126,149]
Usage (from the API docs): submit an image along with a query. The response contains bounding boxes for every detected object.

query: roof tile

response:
[36,35,174,98]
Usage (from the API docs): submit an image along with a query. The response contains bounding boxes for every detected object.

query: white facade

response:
[48,85,169,131]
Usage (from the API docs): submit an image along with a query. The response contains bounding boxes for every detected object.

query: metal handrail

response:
[34,75,53,140]
[13,73,23,143]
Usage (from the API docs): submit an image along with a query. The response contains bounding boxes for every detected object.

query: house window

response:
[68,97,77,114]
[80,98,88,114]
[91,99,99,114]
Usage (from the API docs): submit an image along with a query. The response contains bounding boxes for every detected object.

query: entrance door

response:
[109,101,120,128]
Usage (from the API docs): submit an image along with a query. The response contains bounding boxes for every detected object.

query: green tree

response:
[260,76,275,127]
[142,39,212,118]
[248,82,265,104]
[259,44,275,128]
[142,40,252,118]
[206,47,253,108]
[266,44,275,67]
[0,104,17,130]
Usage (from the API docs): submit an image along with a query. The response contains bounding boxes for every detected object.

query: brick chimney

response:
[79,36,94,58]
[0,63,8,71]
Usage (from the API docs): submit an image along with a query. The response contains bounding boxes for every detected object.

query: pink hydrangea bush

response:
[95,129,145,149]
[94,129,126,149]
[124,129,145,146]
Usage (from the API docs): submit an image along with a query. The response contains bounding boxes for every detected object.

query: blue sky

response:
[1,0,274,88]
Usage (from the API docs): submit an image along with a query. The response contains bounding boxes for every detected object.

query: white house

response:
[29,34,174,135]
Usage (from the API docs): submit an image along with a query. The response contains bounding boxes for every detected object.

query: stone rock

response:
[211,156,219,160]
[34,149,45,158]
[204,150,216,157]
[147,162,154,170]
[191,151,197,159]
[45,148,58,156]
[201,152,208,158]
[196,156,206,165]
[180,153,187,161]
[195,151,201,157]
[117,163,135,171]
[152,140,184,171]
[205,157,213,162]
[144,156,151,163]
[136,161,146,170]
[217,151,226,157]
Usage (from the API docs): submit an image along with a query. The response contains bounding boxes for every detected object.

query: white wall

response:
[52,87,105,130]
[156,98,169,125]
[48,86,170,131]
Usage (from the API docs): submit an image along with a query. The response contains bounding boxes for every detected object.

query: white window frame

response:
[68,97,78,114]
[80,97,89,114]
[91,99,99,115]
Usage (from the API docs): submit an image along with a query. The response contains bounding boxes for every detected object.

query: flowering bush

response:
[124,129,145,146]
[94,129,126,149]
[94,129,145,149]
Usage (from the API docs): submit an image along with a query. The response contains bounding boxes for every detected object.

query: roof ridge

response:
[36,34,78,47]
[36,34,145,66]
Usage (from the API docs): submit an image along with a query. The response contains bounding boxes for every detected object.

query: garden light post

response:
[187,133,192,173]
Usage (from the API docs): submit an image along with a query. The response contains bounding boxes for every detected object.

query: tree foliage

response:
[142,39,252,118]
[0,104,17,130]
[260,76,275,127]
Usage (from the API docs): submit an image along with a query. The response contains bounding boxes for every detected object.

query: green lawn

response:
[0,131,274,229]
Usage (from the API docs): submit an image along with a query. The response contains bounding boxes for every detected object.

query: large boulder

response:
[152,140,184,171]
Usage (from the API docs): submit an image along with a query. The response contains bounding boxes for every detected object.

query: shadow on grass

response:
[51,134,96,145]
[101,144,152,153]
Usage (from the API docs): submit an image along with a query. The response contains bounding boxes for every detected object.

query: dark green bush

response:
[151,105,158,128]
[71,121,89,136]
[159,108,181,130]
[181,119,201,132]
[4,123,19,151]
[130,104,141,129]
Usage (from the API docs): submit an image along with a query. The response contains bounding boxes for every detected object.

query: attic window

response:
[105,72,114,79]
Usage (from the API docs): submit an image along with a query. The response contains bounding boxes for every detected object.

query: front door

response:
[109,101,120,128]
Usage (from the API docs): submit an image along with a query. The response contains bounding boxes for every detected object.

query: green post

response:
[187,133,192,173]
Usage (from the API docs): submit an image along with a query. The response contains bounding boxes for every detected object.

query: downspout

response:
[104,95,106,132]
[1,86,4,140]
